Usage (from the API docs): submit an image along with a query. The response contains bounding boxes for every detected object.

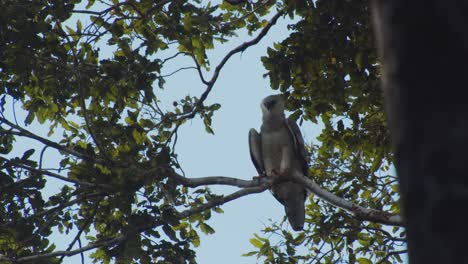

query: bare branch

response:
[159,168,402,225]
[39,145,48,169]
[169,171,267,188]
[289,173,402,226]
[72,10,107,15]
[12,98,19,126]
[151,168,402,225]
[78,238,85,264]
[377,249,408,264]
[178,183,271,219]
[190,53,210,85]
[224,0,249,5]
[161,52,184,65]
[161,66,198,78]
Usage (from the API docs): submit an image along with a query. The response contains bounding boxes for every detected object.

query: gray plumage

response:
[249,94,309,231]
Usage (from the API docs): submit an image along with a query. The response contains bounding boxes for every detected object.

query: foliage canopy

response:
[0,0,404,263]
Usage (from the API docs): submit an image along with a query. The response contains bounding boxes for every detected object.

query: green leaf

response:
[77,20,83,33]
[199,223,215,235]
[24,112,35,125]
[162,225,177,242]
[86,0,95,9]
[242,251,258,257]
[213,207,224,214]
[293,233,305,245]
[357,257,372,264]
[204,124,214,135]
[132,129,144,144]
[355,52,363,71]
[361,190,371,199]
[21,149,35,160]
[250,238,263,248]
[288,110,302,122]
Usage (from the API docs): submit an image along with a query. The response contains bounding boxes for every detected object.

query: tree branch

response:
[224,0,249,5]
[161,66,198,78]
[289,173,402,226]
[1,157,112,189]
[164,168,402,225]
[0,117,93,161]
[377,249,408,264]
[189,53,210,85]
[169,172,268,188]
[178,182,271,219]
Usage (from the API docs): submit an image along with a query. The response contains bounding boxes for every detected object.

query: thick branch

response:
[289,173,402,226]
[170,172,268,188]
[178,183,271,219]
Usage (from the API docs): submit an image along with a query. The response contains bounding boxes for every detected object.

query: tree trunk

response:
[371,1,468,263]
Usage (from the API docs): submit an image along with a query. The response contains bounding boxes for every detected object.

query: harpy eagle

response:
[248,94,309,231]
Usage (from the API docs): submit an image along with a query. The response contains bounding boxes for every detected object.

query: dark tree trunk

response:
[371,1,468,263]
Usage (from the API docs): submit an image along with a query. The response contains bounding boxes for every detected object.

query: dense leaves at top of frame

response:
[0,0,403,263]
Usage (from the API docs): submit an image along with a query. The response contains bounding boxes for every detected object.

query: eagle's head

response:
[261,94,285,117]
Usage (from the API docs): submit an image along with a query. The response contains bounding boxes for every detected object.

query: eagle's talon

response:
[267,169,281,178]
[252,172,267,181]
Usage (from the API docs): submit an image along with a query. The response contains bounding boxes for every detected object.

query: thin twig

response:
[0,117,95,161]
[181,9,285,120]
[377,249,408,264]
[39,145,48,170]
[178,183,270,219]
[59,200,101,262]
[1,157,111,189]
[78,238,84,264]
[160,66,198,78]
[161,52,184,65]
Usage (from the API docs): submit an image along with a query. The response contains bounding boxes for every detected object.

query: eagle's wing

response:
[248,128,265,175]
[286,117,309,176]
